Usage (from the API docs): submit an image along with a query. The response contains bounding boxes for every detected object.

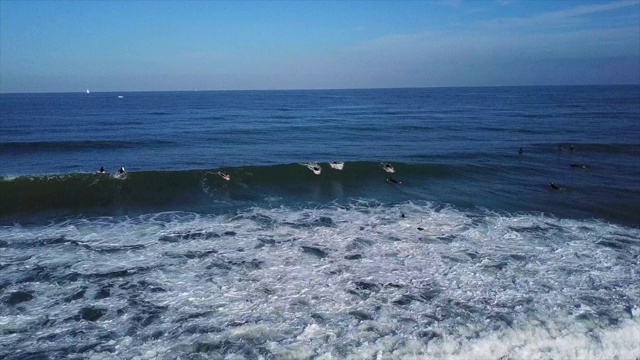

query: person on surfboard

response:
[386,177,402,185]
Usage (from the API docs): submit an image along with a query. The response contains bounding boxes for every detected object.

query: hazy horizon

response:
[2,83,640,96]
[1,0,639,93]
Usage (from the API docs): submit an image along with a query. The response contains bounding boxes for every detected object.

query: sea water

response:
[1,86,639,359]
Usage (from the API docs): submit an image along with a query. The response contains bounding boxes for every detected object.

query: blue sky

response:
[1,0,639,92]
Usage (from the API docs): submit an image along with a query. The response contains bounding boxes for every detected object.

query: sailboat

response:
[86,89,90,94]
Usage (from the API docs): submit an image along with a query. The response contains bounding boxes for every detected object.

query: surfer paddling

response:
[304,163,321,175]
[386,177,402,185]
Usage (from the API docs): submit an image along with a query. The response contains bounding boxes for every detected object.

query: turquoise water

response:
[1,86,639,358]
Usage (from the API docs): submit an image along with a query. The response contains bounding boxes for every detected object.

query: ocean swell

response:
[0,162,458,219]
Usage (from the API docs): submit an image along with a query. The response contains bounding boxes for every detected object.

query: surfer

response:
[304,163,321,175]
[118,167,125,174]
[570,144,574,151]
[98,166,106,174]
[386,177,402,185]
[519,147,524,155]
[382,163,395,173]
[558,144,563,150]
[570,163,587,169]
[218,171,231,181]
[329,161,344,170]
[549,182,559,190]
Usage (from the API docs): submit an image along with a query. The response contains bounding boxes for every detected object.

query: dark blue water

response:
[1,86,639,358]
[2,86,639,224]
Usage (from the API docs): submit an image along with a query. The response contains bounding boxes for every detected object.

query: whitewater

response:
[2,203,639,359]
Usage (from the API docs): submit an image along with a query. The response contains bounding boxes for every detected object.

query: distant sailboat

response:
[86,89,90,94]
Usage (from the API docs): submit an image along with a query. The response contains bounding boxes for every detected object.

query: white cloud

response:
[297,0,640,88]
[476,0,640,29]
[536,0,639,20]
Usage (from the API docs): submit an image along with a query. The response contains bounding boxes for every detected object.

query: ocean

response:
[1,86,639,359]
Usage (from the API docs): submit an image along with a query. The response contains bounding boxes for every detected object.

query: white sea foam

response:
[1,201,638,358]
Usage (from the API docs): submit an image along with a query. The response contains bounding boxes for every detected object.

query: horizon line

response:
[1,83,639,95]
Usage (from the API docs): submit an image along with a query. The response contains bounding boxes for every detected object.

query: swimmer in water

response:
[549,182,559,190]
[570,163,587,169]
